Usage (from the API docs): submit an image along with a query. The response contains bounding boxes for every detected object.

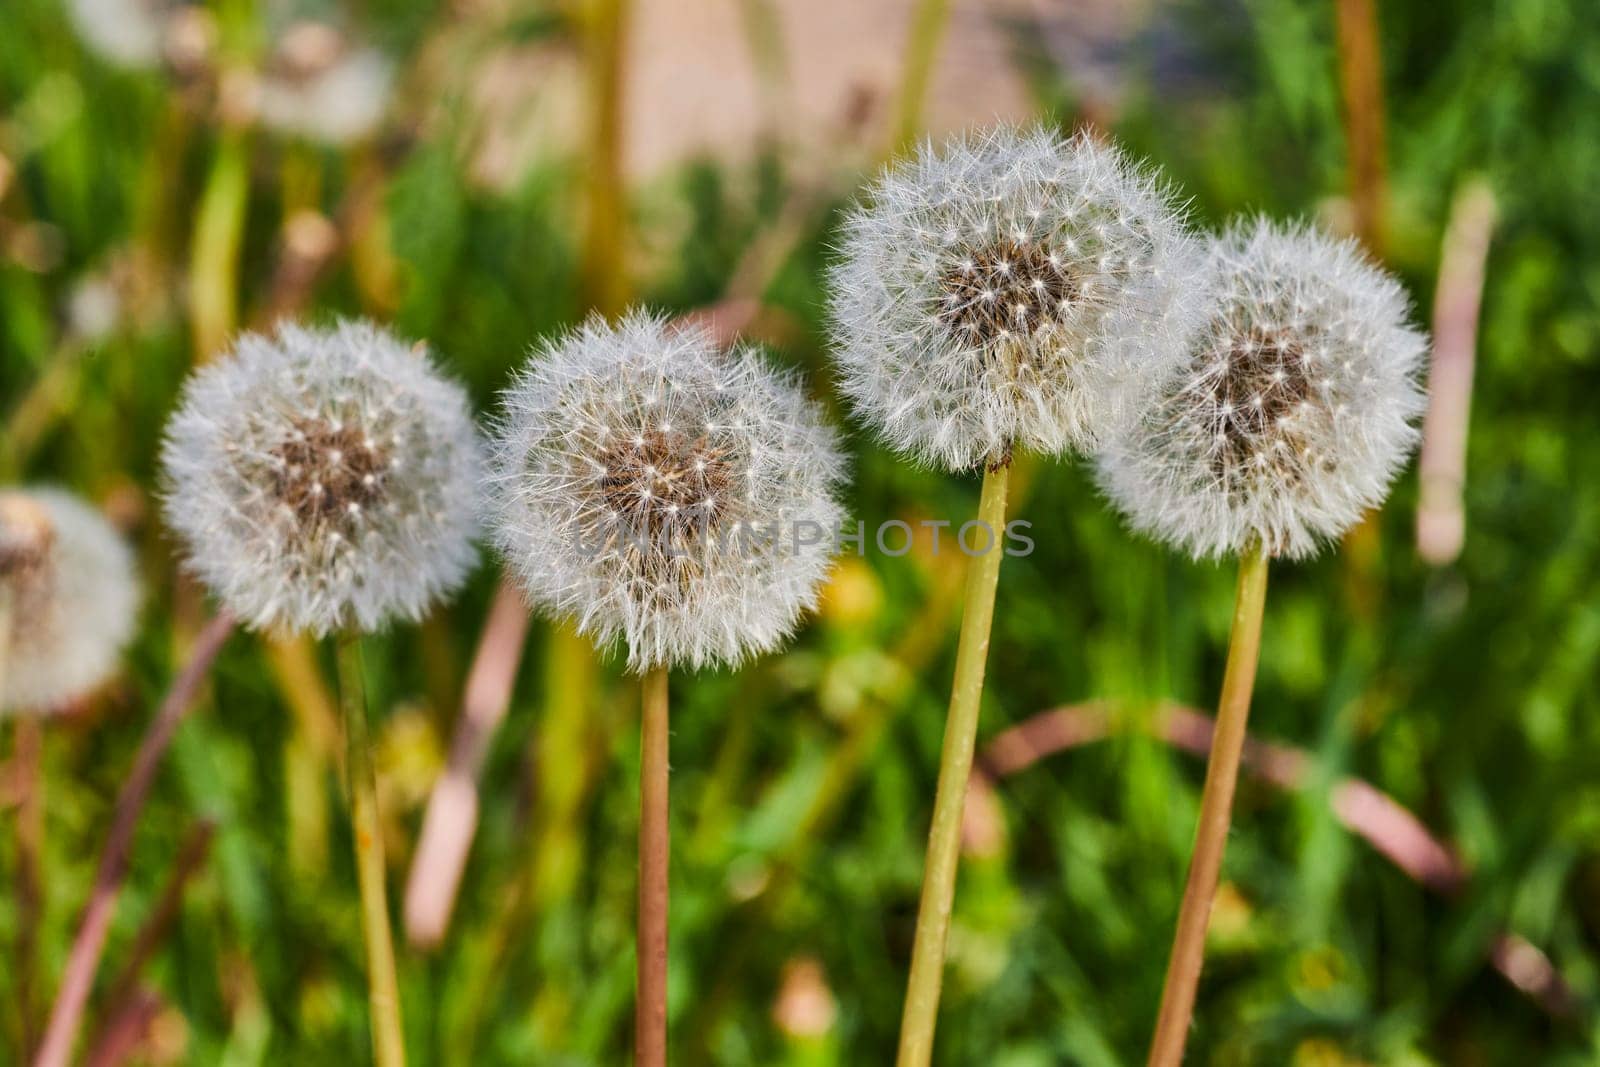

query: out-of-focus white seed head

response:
[67,0,183,69]
[1,489,139,714]
[257,22,393,145]
[490,312,847,672]
[826,124,1200,472]
[68,275,123,343]
[1097,218,1429,560]
[161,320,482,636]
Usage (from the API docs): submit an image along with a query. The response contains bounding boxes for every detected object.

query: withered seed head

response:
[67,0,187,70]
[272,20,347,82]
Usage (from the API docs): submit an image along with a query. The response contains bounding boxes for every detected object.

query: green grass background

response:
[3,0,1600,1063]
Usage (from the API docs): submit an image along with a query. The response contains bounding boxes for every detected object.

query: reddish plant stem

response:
[32,612,235,1067]
[90,820,216,1048]
[81,988,163,1067]
[1332,0,1392,607]
[403,579,530,948]
[14,714,44,1052]
[1416,180,1497,566]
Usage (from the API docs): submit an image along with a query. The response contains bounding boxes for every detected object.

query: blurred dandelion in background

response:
[0,488,138,713]
[161,319,482,636]
[256,21,394,146]
[65,0,189,70]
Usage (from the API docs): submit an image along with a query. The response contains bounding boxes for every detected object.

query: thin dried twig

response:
[402,578,530,948]
[13,715,44,1052]
[1417,179,1497,565]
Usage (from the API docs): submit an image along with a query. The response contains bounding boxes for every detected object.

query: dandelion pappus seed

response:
[488,312,846,671]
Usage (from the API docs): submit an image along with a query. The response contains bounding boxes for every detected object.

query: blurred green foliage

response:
[2,0,1600,1064]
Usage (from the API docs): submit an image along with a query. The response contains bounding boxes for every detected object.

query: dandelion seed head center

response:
[1209,326,1315,481]
[268,417,390,533]
[591,426,737,542]
[937,239,1078,350]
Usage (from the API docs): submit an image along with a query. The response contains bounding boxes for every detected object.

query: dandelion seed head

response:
[1,489,139,714]
[67,0,186,69]
[826,125,1200,470]
[490,312,847,672]
[1097,218,1429,560]
[256,22,393,145]
[161,319,482,636]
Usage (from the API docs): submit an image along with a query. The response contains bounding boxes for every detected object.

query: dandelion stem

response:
[1145,546,1270,1067]
[969,700,1577,1018]
[334,634,407,1067]
[895,460,1010,1067]
[33,612,235,1067]
[636,665,670,1067]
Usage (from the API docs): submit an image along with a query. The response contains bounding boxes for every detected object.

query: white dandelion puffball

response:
[1,489,139,714]
[1097,219,1429,560]
[162,320,482,636]
[257,22,393,145]
[490,313,847,672]
[826,124,1200,471]
[68,0,183,69]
